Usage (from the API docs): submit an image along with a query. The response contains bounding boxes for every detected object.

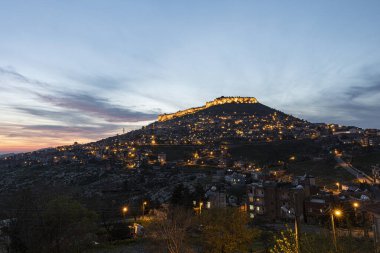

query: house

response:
[205,186,227,208]
[247,181,305,222]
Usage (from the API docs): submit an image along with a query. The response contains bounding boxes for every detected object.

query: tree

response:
[41,196,98,253]
[191,183,206,203]
[8,195,98,253]
[270,228,297,253]
[146,206,195,253]
[199,208,260,253]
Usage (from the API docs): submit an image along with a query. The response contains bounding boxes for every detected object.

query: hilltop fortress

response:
[158,96,258,122]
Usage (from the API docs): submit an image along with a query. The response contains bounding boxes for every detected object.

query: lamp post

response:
[331,209,342,251]
[353,202,359,212]
[353,202,359,222]
[199,202,203,215]
[295,216,299,253]
[142,201,147,219]
[293,192,300,253]
[122,206,128,223]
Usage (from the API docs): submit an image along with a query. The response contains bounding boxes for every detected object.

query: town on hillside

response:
[1,98,380,252]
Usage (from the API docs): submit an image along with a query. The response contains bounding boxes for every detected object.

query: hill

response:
[115,96,322,146]
[0,96,372,213]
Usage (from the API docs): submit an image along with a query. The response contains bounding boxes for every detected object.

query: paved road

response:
[335,156,373,184]
[263,223,373,238]
[334,156,380,199]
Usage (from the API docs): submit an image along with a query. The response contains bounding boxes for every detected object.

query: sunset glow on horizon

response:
[0,138,93,154]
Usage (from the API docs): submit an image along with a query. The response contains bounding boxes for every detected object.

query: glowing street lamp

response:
[353,202,360,220]
[142,201,148,219]
[336,182,341,191]
[199,202,203,215]
[334,209,342,217]
[331,208,343,251]
[122,206,128,223]
[192,201,204,215]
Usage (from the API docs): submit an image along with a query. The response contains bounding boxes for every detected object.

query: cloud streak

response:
[15,107,95,125]
[37,92,158,122]
[0,67,50,88]
[16,124,122,139]
[295,67,380,128]
[0,67,160,152]
[346,83,380,100]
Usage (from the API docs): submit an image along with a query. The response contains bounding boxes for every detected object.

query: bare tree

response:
[146,206,194,253]
[199,208,260,253]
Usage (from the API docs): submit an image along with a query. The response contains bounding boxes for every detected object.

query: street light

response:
[122,206,128,223]
[199,202,203,215]
[331,208,342,251]
[334,209,342,217]
[353,202,360,222]
[142,201,147,219]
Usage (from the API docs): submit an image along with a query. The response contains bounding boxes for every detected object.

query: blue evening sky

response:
[1,1,380,152]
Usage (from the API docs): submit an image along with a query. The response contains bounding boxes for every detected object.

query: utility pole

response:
[293,192,300,253]
[295,217,300,253]
[373,223,378,253]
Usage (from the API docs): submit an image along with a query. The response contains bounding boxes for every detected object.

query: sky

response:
[1,1,380,153]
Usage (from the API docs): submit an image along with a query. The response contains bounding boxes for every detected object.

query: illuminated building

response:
[158,96,258,122]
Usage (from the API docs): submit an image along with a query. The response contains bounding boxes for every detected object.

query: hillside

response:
[115,97,322,146]
[0,96,374,210]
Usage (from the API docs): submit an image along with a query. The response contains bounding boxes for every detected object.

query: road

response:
[335,156,373,184]
[263,223,373,238]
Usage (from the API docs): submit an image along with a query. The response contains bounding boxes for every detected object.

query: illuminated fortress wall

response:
[158,97,258,122]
